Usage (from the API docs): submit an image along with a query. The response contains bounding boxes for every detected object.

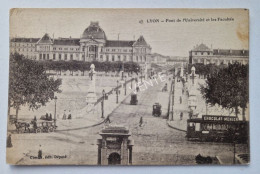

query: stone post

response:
[86,64,97,108]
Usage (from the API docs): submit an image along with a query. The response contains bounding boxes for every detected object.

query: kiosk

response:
[97,126,134,165]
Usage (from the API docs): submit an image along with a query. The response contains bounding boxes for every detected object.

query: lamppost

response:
[101,89,105,118]
[116,80,119,104]
[141,67,143,83]
[130,71,133,89]
[54,96,57,127]
[125,76,127,96]
[121,62,124,80]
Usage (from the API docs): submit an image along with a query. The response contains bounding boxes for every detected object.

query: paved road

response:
[10,77,249,165]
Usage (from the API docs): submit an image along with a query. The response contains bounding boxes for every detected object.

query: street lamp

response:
[121,62,124,80]
[116,80,119,104]
[125,75,127,96]
[101,89,105,118]
[130,71,133,89]
[141,67,143,83]
[54,96,57,127]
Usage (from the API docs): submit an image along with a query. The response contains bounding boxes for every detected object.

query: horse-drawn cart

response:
[14,120,57,134]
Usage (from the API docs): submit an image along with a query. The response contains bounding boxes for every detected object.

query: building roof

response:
[81,21,107,40]
[133,35,149,47]
[10,38,40,43]
[105,40,135,47]
[54,38,80,46]
[192,43,211,51]
[151,53,169,58]
[213,49,249,56]
[37,33,53,44]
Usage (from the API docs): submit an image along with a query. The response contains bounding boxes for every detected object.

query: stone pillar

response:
[86,64,97,107]
[97,139,102,165]
[101,138,108,165]
[144,62,148,79]
[180,63,184,77]
[129,146,132,164]
[121,138,128,165]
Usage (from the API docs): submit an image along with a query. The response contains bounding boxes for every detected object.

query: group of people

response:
[62,110,72,120]
[45,113,53,121]
[39,113,53,121]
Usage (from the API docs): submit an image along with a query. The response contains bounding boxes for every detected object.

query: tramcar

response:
[186,115,248,143]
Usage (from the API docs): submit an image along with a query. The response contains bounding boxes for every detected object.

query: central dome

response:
[81,21,106,40]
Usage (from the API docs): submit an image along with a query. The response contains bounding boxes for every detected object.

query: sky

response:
[10,8,249,57]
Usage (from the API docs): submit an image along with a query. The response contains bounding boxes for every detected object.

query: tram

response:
[186,115,248,143]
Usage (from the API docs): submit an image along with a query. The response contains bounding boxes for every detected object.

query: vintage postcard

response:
[7,8,249,165]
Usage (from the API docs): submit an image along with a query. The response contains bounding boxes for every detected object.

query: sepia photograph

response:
[6,8,249,165]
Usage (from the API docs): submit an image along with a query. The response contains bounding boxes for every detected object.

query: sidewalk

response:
[56,80,135,131]
[167,77,189,131]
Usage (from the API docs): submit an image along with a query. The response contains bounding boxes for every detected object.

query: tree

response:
[8,53,62,118]
[200,63,248,120]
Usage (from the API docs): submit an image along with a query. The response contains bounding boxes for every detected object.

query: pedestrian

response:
[180,112,183,120]
[68,110,72,119]
[49,113,52,121]
[180,96,182,104]
[136,86,139,92]
[38,145,42,159]
[45,113,49,120]
[104,115,111,123]
[139,117,143,127]
[6,134,12,148]
[62,110,67,120]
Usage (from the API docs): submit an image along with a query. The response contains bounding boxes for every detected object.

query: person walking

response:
[45,113,49,120]
[62,110,67,120]
[49,113,52,121]
[139,117,143,127]
[6,134,12,148]
[38,145,42,159]
[68,110,72,119]
[180,112,183,120]
[104,115,111,123]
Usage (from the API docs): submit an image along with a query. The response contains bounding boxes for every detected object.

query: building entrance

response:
[108,153,121,165]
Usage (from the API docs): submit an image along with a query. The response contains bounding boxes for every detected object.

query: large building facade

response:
[189,43,249,65]
[10,22,152,64]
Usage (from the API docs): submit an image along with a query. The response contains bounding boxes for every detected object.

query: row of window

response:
[102,48,132,53]
[11,43,35,47]
[99,54,146,62]
[14,48,35,52]
[193,58,247,65]
[39,53,79,60]
[135,48,147,53]
[38,53,147,62]
[193,52,211,56]
[39,45,51,51]
[53,47,80,51]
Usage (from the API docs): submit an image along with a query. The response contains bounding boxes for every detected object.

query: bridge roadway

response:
[12,78,248,165]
